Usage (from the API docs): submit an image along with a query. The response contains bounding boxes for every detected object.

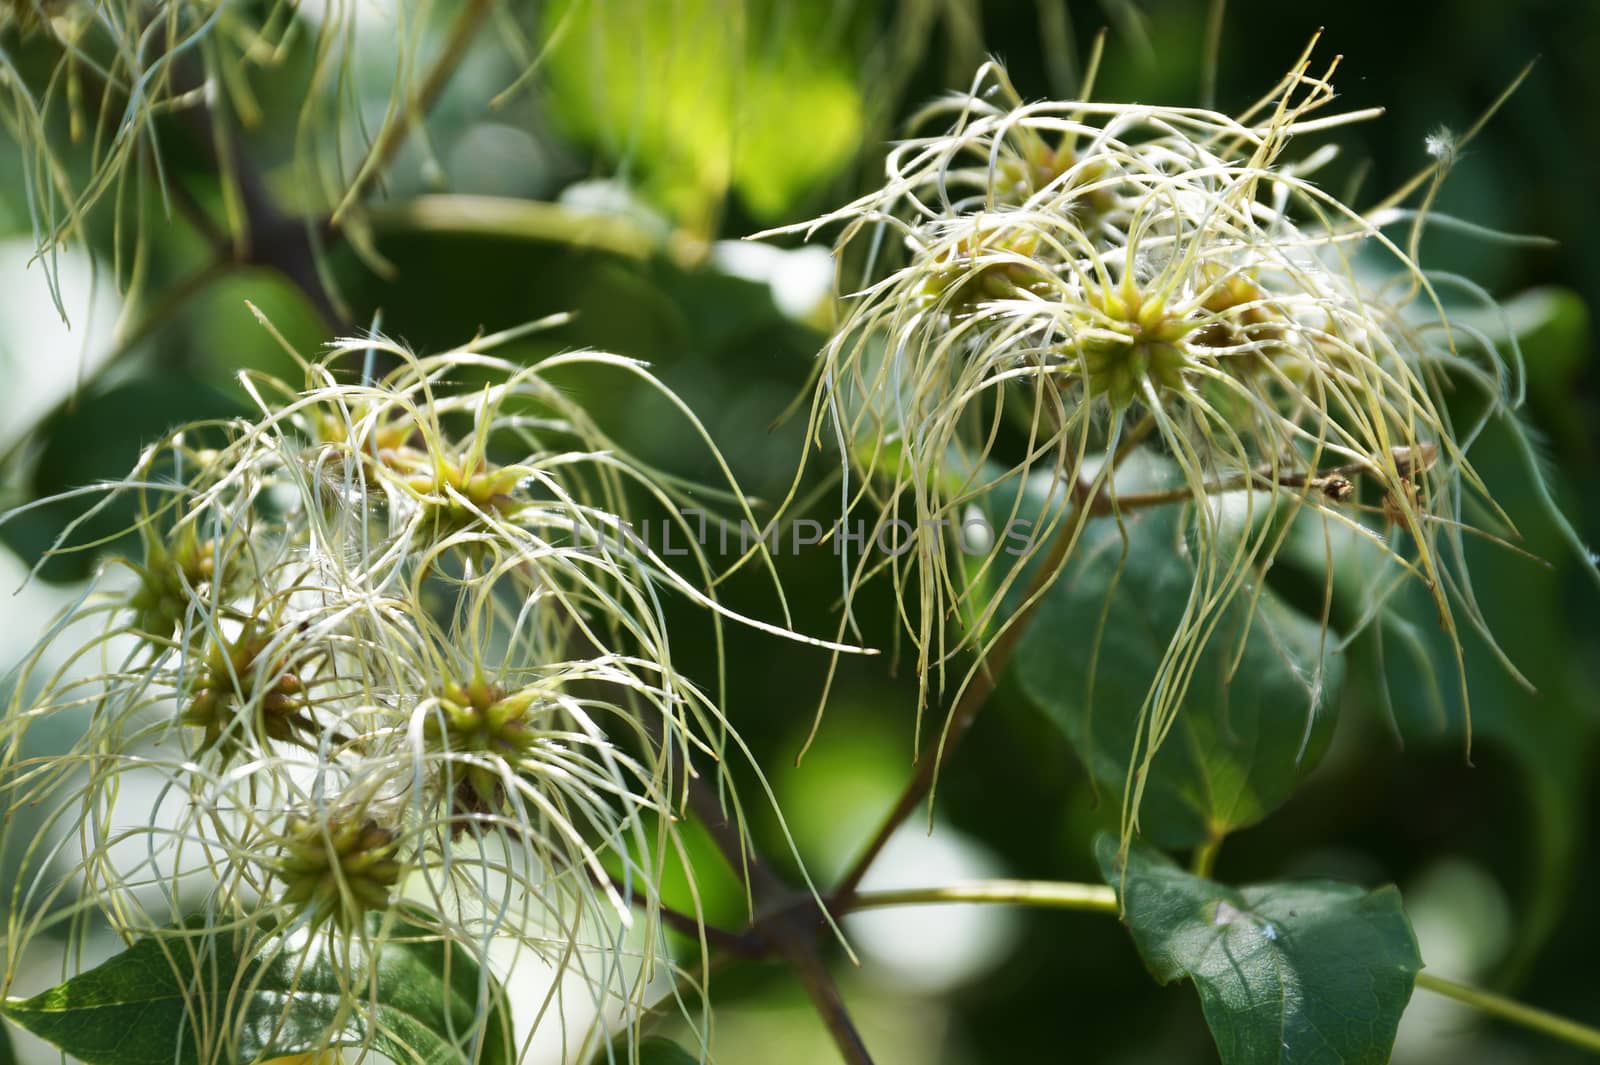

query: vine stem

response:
[846,880,1117,914]
[834,878,1600,1057]
[1413,972,1600,1054]
[368,194,706,266]
[685,776,877,1065]
[831,487,1093,904]
[333,0,498,220]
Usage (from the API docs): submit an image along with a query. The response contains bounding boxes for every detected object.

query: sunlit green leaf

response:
[542,0,864,228]
[1098,836,1422,1065]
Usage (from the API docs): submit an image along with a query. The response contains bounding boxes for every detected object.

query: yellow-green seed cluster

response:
[768,53,1513,813]
[275,816,404,930]
[5,339,755,995]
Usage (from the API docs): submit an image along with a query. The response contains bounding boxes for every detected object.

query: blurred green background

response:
[2,1,1597,1062]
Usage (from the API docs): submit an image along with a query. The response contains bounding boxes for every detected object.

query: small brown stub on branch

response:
[1318,476,1355,502]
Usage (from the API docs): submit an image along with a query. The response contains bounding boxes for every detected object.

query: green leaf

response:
[1098,837,1422,1065]
[1010,488,1344,847]
[541,0,864,227]
[586,1036,702,1065]
[638,1038,703,1064]
[0,914,514,1065]
[0,377,242,583]
[0,1017,15,1065]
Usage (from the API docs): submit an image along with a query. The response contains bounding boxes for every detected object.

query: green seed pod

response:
[128,523,239,641]
[424,674,548,818]
[274,814,404,931]
[181,622,313,759]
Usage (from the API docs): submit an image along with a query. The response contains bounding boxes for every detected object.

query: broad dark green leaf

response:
[1,914,514,1065]
[638,1037,703,1064]
[586,1035,703,1065]
[1098,837,1422,1065]
[1010,487,1344,847]
[0,1017,15,1065]
[0,377,242,583]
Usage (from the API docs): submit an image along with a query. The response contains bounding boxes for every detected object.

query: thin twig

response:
[777,929,878,1065]
[846,880,1117,914]
[684,771,877,1064]
[1090,461,1357,515]
[334,0,498,220]
[1415,972,1600,1054]
[831,493,1092,904]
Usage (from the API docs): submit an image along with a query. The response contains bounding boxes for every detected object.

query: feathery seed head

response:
[128,524,231,640]
[2,326,797,1054]
[768,50,1522,812]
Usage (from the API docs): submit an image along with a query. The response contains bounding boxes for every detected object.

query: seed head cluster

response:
[1,332,767,1058]
[771,51,1523,809]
